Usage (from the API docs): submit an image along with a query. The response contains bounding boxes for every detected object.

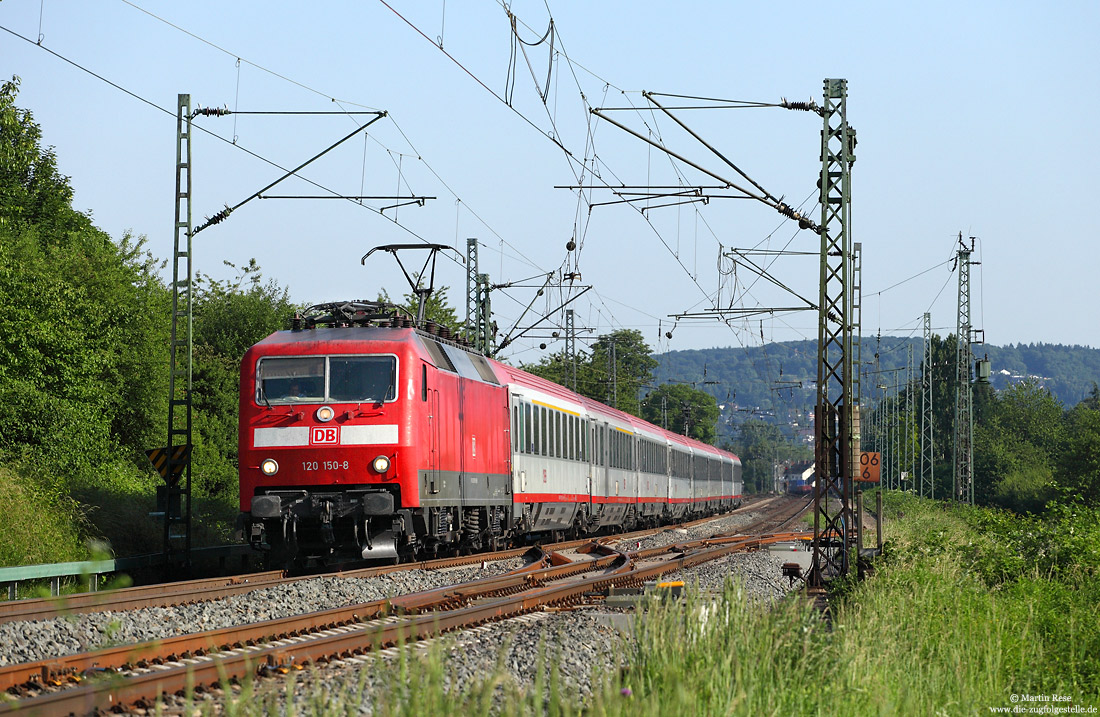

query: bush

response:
[0,463,87,567]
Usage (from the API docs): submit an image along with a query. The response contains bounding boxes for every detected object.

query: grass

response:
[0,463,87,567]
[193,491,1100,716]
[0,457,241,599]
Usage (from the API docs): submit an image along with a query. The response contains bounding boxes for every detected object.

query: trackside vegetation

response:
[0,77,295,567]
[201,491,1099,715]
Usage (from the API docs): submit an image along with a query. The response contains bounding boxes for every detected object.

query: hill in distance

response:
[652,338,1100,439]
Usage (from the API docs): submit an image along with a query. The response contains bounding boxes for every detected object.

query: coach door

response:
[587,421,596,507]
[598,422,610,499]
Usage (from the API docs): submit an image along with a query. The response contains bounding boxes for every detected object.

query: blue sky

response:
[3,1,1098,367]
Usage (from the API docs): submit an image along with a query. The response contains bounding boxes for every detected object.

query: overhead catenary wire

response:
[7,10,579,336]
[14,4,833,402]
[118,0,564,283]
[5,14,646,367]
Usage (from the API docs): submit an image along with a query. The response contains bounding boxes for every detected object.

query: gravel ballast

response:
[233,544,797,714]
[3,509,804,714]
[0,559,523,667]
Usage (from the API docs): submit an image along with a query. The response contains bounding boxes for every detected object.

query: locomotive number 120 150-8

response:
[302,461,350,471]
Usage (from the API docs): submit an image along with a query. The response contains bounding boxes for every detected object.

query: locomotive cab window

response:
[257,355,397,404]
[257,357,325,403]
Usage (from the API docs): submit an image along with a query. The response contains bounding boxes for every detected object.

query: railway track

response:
[0,496,804,714]
[0,497,771,624]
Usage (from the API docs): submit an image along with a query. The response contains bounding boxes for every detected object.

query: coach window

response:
[518,403,526,454]
[513,406,520,452]
[533,407,540,456]
[540,407,548,456]
[525,404,533,454]
[556,411,563,459]
[530,406,537,456]
[570,416,576,461]
[552,411,558,458]
[569,416,575,461]
[555,411,562,459]
[561,415,567,460]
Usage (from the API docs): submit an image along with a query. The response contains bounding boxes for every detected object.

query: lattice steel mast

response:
[810,78,857,587]
[466,237,479,343]
[565,308,577,392]
[953,233,977,504]
[920,312,934,498]
[164,94,194,566]
[464,238,494,354]
[906,343,915,488]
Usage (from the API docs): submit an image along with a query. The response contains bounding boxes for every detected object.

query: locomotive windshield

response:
[257,355,397,404]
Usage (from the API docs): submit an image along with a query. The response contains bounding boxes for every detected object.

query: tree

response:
[0,80,170,480]
[519,347,594,395]
[1056,396,1100,503]
[641,383,720,444]
[376,282,463,335]
[191,261,298,500]
[522,329,657,418]
[587,330,658,417]
[0,77,91,237]
[0,79,175,559]
[731,420,785,493]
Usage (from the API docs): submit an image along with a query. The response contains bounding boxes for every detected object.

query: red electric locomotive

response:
[238,301,742,565]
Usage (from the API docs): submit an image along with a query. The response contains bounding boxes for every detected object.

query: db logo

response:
[310,426,340,445]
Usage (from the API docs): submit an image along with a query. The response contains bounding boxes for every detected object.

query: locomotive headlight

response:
[315,405,335,423]
[372,455,391,474]
[260,458,279,476]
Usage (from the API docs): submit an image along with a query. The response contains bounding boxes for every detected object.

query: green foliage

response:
[523,329,658,420]
[0,77,90,237]
[640,382,719,443]
[991,462,1055,515]
[191,260,298,502]
[1059,401,1100,499]
[0,464,86,566]
[0,80,292,561]
[728,419,792,492]
[1,80,169,477]
[0,79,178,561]
[378,283,463,333]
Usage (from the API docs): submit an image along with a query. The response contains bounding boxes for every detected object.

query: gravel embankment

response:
[601,508,769,553]
[223,545,797,715]
[0,559,523,667]
[666,548,794,604]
